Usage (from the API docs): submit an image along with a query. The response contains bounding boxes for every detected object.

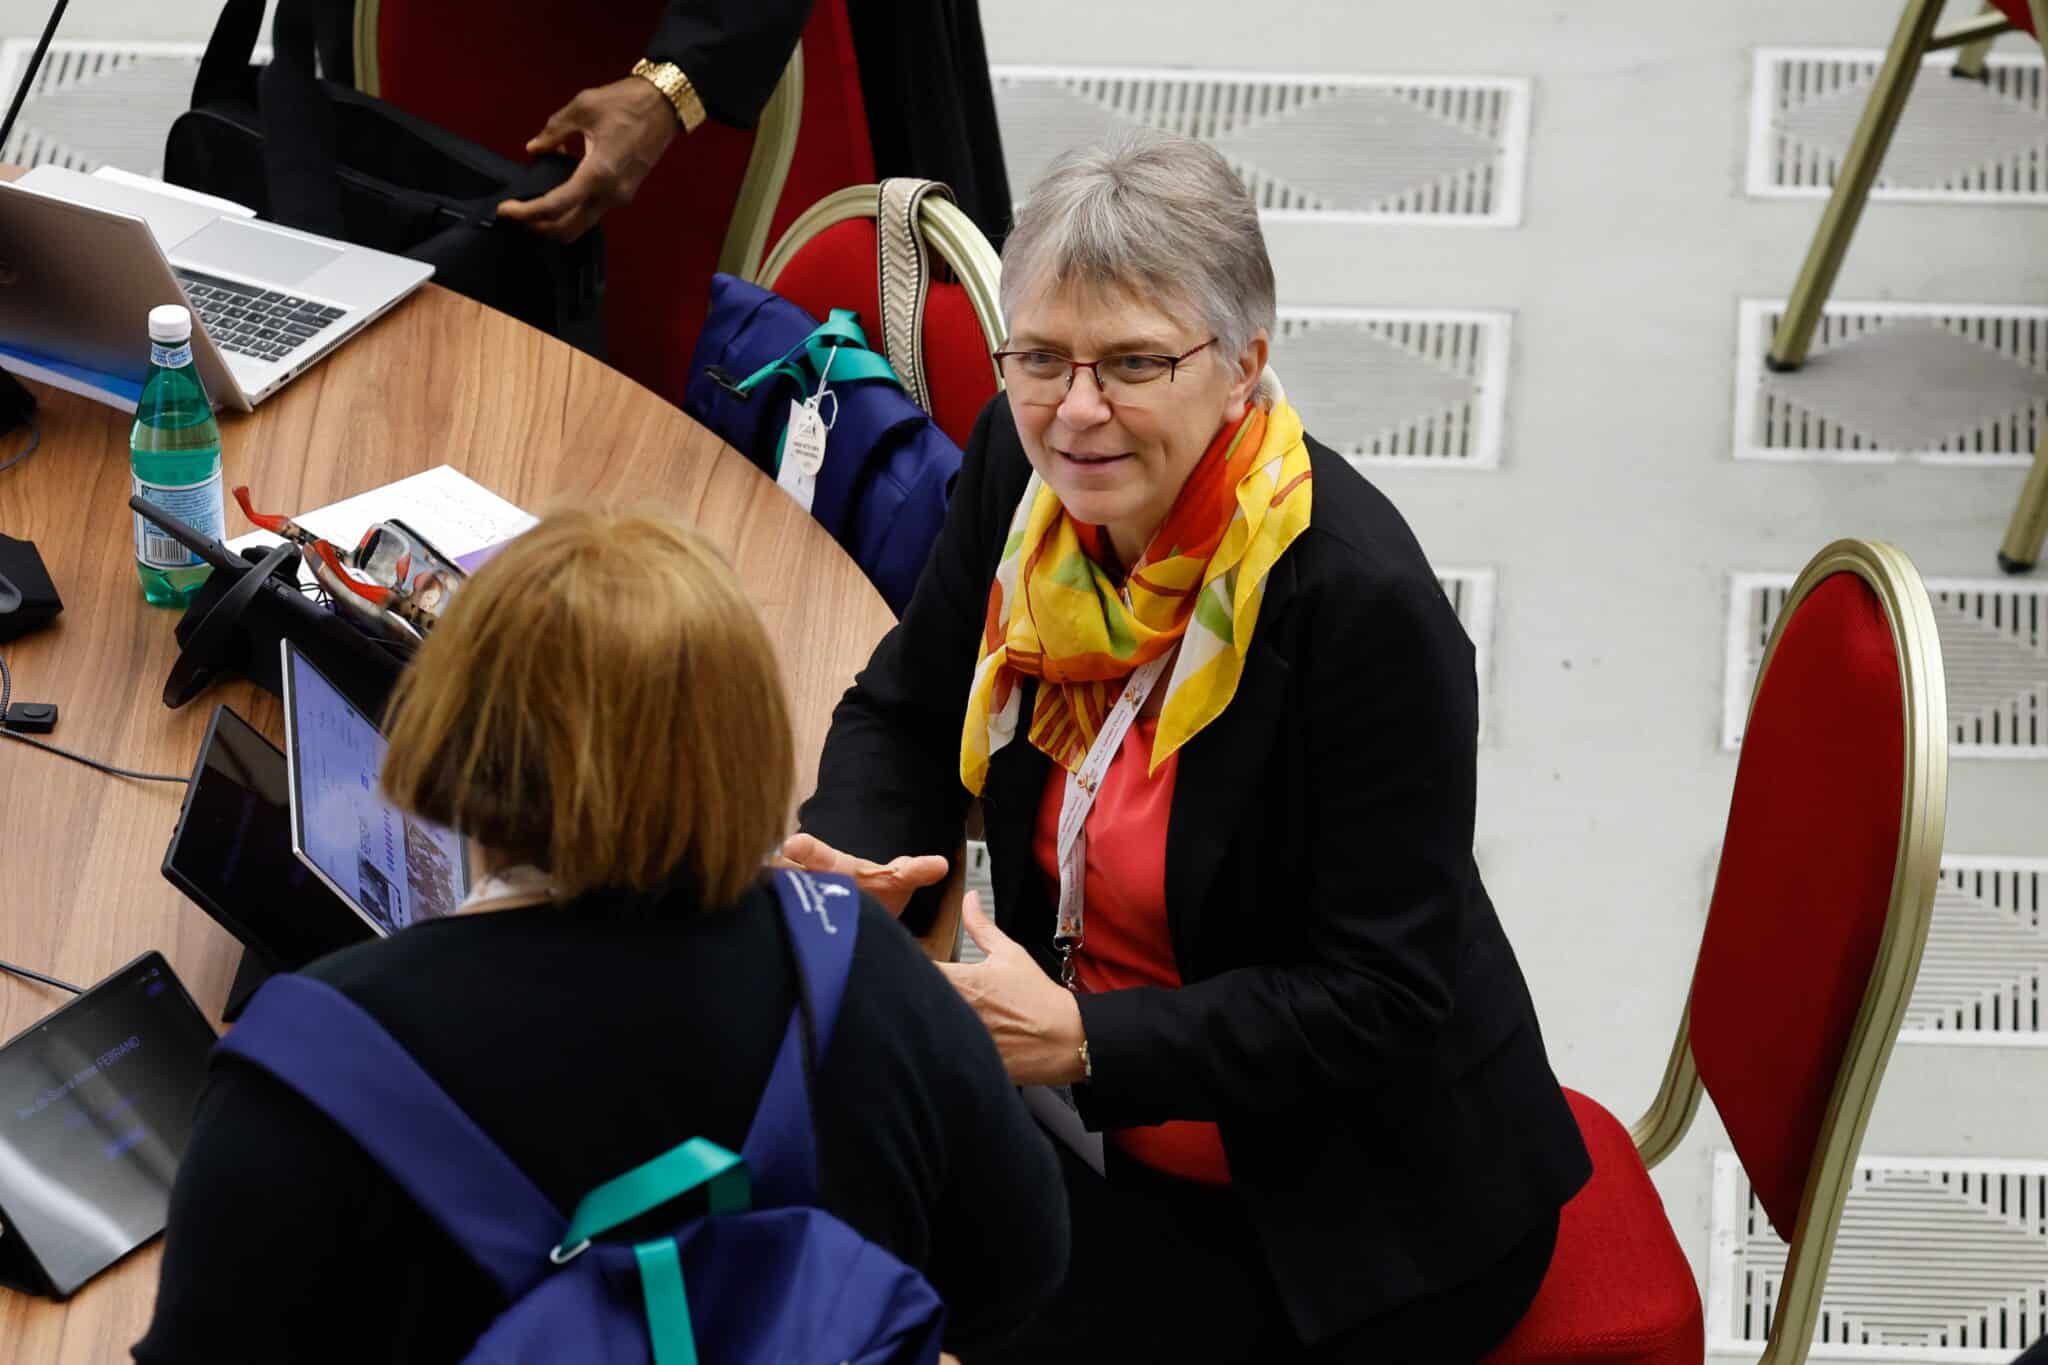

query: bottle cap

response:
[148,305,192,344]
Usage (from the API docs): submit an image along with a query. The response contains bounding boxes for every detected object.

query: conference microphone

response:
[0,0,75,434]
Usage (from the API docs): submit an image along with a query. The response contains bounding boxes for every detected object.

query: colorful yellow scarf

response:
[960,398,1314,794]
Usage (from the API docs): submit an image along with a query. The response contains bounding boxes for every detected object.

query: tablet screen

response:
[0,954,216,1297]
[282,643,468,934]
[163,705,368,971]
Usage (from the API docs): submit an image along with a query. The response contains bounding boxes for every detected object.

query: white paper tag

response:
[786,400,829,476]
[776,401,819,513]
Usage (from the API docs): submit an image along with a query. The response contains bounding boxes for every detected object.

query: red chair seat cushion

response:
[1483,1090,1703,1365]
[1992,0,2037,36]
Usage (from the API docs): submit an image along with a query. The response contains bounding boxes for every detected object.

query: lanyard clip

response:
[1054,934,1080,990]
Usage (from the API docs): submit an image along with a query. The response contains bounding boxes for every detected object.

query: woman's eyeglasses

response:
[992,338,1217,404]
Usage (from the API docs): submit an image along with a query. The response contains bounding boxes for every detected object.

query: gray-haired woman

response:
[787,129,1590,1362]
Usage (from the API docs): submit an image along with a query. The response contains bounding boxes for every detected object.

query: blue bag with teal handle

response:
[682,273,960,615]
[216,869,947,1365]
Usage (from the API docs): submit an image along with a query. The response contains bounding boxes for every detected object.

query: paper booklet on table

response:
[226,465,538,588]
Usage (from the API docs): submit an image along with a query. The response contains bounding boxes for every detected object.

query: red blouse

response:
[1032,716,1231,1186]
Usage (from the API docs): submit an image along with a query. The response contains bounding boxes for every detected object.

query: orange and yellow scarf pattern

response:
[960,398,1314,794]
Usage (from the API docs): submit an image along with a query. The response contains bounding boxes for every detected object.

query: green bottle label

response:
[150,340,194,370]
[133,471,225,569]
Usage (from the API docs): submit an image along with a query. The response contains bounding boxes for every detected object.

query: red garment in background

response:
[1032,717,1231,1186]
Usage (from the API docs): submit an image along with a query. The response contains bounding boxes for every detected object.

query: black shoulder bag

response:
[162,0,605,356]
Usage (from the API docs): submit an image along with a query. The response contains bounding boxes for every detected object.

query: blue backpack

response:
[217,870,947,1365]
[683,273,960,615]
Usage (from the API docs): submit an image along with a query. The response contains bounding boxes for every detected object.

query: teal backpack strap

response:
[729,308,898,398]
[552,1135,751,1365]
[634,1239,697,1365]
[739,308,905,474]
[553,1136,750,1258]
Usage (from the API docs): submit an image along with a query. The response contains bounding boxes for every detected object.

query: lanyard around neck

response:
[458,863,558,915]
[1052,653,1171,989]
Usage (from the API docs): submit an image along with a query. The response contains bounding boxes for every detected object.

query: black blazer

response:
[799,399,1591,1341]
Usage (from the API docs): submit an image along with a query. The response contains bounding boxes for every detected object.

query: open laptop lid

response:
[0,953,217,1298]
[0,178,248,408]
[279,639,470,936]
[162,703,371,972]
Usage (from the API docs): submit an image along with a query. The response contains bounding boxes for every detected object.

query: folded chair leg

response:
[1768,0,1947,372]
[1950,4,2000,79]
[1998,427,2048,573]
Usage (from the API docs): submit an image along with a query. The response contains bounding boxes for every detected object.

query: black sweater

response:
[134,885,1066,1361]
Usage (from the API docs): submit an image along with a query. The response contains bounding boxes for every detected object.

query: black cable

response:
[0,420,37,475]
[0,959,83,994]
[1,729,192,784]
[0,654,190,785]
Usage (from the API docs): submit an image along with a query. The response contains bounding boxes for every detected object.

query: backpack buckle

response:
[549,1237,591,1265]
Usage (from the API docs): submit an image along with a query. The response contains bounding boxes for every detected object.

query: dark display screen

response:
[162,705,367,969]
[0,955,217,1296]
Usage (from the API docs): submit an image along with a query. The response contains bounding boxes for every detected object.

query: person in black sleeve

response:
[488,0,1012,246]
[134,508,1065,1363]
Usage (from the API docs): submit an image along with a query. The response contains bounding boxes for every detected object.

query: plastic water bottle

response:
[131,304,226,608]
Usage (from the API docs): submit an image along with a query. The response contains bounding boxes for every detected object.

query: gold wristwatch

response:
[631,59,706,134]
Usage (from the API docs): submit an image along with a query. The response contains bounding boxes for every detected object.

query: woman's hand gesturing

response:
[777,833,949,918]
[938,894,1086,1087]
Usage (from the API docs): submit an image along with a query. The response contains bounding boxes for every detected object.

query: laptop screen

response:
[0,954,216,1297]
[281,643,469,935]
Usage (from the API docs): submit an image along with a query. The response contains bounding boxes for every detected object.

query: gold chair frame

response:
[1764,0,2048,572]
[351,0,802,283]
[1627,539,1948,1365]
[754,184,1006,360]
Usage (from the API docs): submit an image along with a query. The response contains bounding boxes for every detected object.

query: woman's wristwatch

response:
[1077,1039,1092,1082]
[631,59,706,134]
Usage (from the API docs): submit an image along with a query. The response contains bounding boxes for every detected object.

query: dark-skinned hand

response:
[496,76,679,243]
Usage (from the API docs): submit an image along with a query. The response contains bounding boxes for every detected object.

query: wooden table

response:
[0,276,896,1357]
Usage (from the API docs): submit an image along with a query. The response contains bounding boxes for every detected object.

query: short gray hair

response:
[1001,130,1277,361]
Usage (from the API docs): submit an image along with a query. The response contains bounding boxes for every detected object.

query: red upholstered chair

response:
[1763,0,2048,573]
[754,186,1004,449]
[1486,540,1949,1365]
[349,0,830,403]
[756,2,875,264]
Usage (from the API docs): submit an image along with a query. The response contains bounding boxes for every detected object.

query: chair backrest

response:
[755,186,1003,449]
[758,0,875,254]
[1632,539,1947,1365]
[352,0,807,401]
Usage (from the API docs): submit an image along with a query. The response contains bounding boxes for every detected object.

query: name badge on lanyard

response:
[1053,652,1171,989]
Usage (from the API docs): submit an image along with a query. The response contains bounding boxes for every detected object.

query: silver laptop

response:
[279,640,470,937]
[0,166,432,411]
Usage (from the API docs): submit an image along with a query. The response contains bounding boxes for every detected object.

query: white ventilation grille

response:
[1748,48,2048,203]
[1725,572,2048,757]
[954,839,995,965]
[1733,301,2048,466]
[0,40,251,177]
[1904,857,2048,1045]
[1710,1153,2048,1360]
[1276,309,1510,468]
[991,65,1531,225]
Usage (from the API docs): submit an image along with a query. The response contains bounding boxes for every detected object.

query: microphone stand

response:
[0,0,75,434]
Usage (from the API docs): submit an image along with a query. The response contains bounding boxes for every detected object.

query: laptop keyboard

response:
[174,269,347,365]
